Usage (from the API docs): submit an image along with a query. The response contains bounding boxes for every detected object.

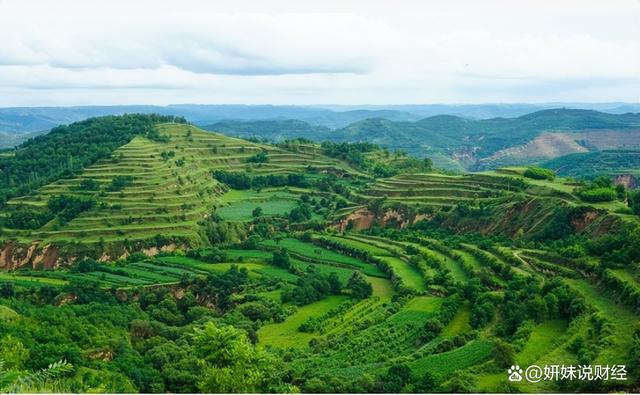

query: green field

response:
[378,256,426,291]
[217,190,300,221]
[1,115,639,393]
[258,295,349,348]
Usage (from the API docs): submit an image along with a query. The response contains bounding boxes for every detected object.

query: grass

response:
[0,272,68,286]
[367,276,394,298]
[441,302,472,336]
[258,295,348,348]
[0,305,19,321]
[410,340,494,376]
[516,319,569,366]
[263,238,385,277]
[564,279,638,365]
[217,191,299,221]
[377,256,426,291]
[320,235,391,256]
[1,123,353,246]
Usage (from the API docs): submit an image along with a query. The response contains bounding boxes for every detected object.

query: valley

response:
[0,115,639,393]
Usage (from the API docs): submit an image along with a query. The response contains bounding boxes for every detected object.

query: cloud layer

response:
[0,0,638,105]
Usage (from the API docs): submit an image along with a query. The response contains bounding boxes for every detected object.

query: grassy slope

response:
[2,123,355,246]
[258,295,349,348]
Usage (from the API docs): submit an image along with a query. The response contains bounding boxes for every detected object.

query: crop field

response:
[441,303,472,336]
[263,238,361,264]
[317,235,393,256]
[0,272,68,287]
[258,295,349,348]
[217,190,300,221]
[1,115,640,393]
[158,255,298,282]
[0,124,354,245]
[377,256,426,291]
[517,319,569,366]
[411,340,494,376]
[364,173,522,211]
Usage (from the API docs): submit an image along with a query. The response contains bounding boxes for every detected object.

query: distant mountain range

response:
[2,104,640,174]
[2,102,639,135]
[205,109,640,171]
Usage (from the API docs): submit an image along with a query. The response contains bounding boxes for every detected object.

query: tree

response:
[492,339,515,368]
[271,249,291,270]
[247,151,269,163]
[368,197,387,216]
[193,323,281,393]
[252,207,263,218]
[382,364,413,392]
[347,272,372,299]
[524,166,555,180]
[413,371,439,392]
[422,318,444,342]
[288,204,312,222]
[446,371,477,392]
[0,336,29,370]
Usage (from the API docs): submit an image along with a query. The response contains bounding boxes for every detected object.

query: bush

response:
[247,151,269,163]
[523,166,555,180]
[107,175,134,192]
[347,272,373,299]
[576,187,616,202]
[575,176,617,202]
[47,194,97,224]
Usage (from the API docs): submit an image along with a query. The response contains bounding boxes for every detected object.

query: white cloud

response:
[0,0,638,105]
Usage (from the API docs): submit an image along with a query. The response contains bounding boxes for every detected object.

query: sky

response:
[0,0,639,106]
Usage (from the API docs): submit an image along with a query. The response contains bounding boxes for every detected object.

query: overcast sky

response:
[1,0,639,106]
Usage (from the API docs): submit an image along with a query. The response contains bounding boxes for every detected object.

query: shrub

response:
[576,187,616,202]
[523,166,555,180]
[247,151,269,163]
[107,175,134,191]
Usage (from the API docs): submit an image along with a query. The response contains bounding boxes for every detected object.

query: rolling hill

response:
[0,114,639,393]
[203,109,640,172]
[541,150,640,178]
[0,117,358,266]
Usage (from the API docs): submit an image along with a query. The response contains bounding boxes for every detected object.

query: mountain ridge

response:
[203,109,640,171]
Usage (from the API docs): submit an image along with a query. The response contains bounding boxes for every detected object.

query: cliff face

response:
[336,208,435,232]
[614,174,638,189]
[0,243,61,270]
[335,198,623,241]
[0,241,181,270]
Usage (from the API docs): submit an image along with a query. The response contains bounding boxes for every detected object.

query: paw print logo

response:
[508,365,523,382]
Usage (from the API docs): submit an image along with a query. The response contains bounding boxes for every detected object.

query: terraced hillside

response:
[366,173,526,209]
[1,115,639,393]
[0,122,357,263]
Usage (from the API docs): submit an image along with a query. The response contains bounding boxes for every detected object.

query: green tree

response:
[0,336,29,370]
[413,371,440,392]
[347,272,372,299]
[252,206,263,218]
[492,339,515,369]
[193,323,282,393]
[382,364,413,392]
[271,249,291,270]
